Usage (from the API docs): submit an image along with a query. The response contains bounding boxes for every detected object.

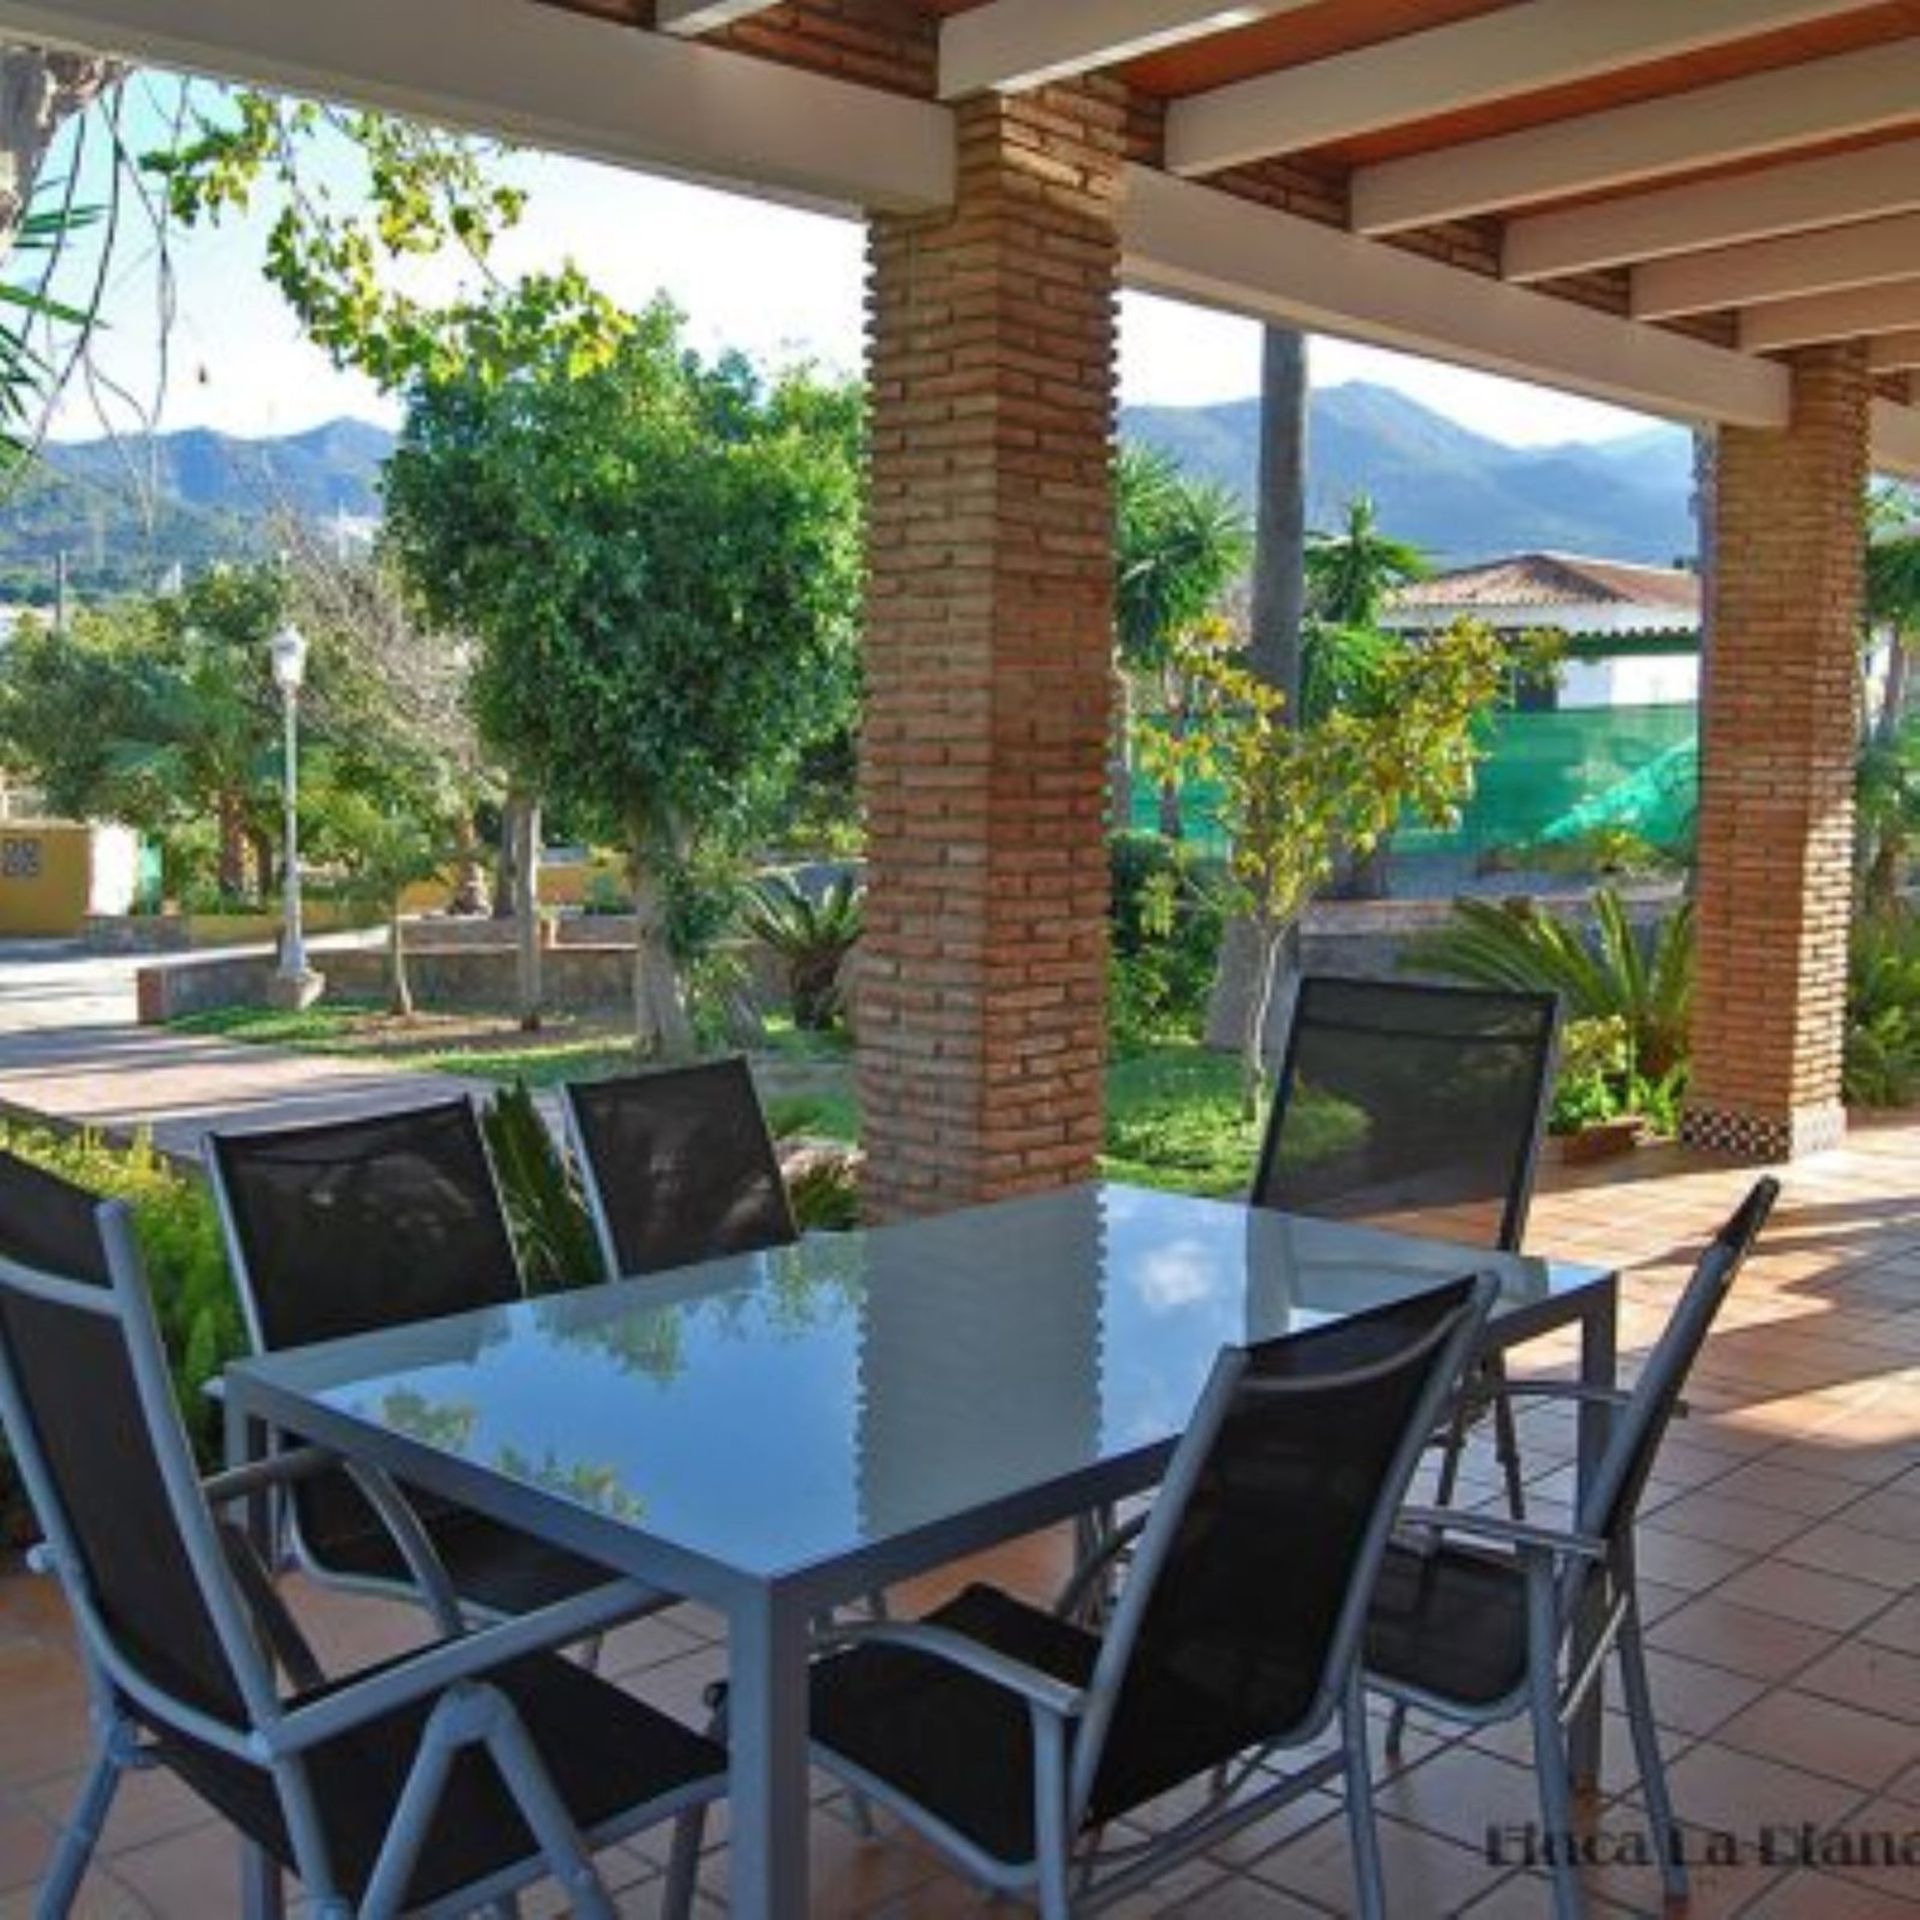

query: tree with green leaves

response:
[384,296,864,1056]
[1115,442,1254,837]
[1151,617,1527,1114]
[0,563,291,896]
[1857,487,1920,909]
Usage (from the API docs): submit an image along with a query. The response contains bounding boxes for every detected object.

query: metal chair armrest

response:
[205,1444,466,1634]
[1398,1505,1609,1562]
[267,1575,655,1754]
[813,1618,1087,1721]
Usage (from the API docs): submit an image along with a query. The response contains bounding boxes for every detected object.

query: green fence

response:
[1137,703,1700,867]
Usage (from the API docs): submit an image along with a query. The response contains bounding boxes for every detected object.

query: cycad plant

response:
[1401,887,1694,1082]
[744,872,865,1031]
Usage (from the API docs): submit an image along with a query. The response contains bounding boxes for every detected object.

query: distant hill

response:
[1,388,1695,605]
[1123,383,1697,569]
[0,419,393,603]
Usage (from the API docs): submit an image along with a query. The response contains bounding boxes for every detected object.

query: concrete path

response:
[0,939,483,1162]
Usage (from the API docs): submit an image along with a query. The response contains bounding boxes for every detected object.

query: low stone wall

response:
[136,940,644,1023]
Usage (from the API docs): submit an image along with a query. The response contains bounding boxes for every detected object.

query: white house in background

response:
[1382,552,1700,709]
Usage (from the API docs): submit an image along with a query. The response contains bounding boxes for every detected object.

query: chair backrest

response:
[1578,1177,1779,1555]
[563,1058,797,1279]
[0,1150,113,1284]
[1252,975,1560,1252]
[0,1155,267,1733]
[207,1097,523,1354]
[1074,1271,1496,1823]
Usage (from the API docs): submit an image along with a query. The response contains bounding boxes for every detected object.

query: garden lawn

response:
[167,1008,1260,1197]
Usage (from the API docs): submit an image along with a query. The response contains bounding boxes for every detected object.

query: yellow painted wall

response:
[398,852,627,916]
[0,825,101,936]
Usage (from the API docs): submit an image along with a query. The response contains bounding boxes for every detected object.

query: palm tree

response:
[1305,492,1431,628]
[1114,443,1253,837]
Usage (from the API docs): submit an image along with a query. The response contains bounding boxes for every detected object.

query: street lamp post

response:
[267,622,325,1010]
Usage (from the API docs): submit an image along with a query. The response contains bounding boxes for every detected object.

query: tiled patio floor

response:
[2,1123,1916,1917]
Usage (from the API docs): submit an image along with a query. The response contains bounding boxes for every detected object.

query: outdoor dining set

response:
[0,977,1778,1920]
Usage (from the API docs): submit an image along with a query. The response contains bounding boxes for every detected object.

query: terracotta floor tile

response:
[1859,1593,1920,1657]
[1742,1867,1920,1917]
[1713,1559,1896,1634]
[1797,1640,1920,1724]
[1775,1518,1920,1592]
[1640,1490,1815,1556]
[1648,1592,1839,1682]
[1715,1689,1920,1792]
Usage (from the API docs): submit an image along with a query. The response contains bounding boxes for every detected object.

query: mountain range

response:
[1121,384,1696,568]
[0,385,1696,604]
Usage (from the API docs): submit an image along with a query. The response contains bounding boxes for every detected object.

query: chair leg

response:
[1526,1578,1585,1920]
[661,1806,707,1920]
[1491,1369,1527,1521]
[1617,1615,1688,1908]
[1341,1676,1387,1920]
[36,1745,122,1920]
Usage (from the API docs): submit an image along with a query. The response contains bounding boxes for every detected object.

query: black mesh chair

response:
[562,1058,797,1280]
[207,1099,666,1624]
[806,1273,1497,1919]
[1365,1179,1778,1920]
[1255,975,1561,1518]
[0,1156,725,1919]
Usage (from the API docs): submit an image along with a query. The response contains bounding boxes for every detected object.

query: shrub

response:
[743,873,864,1031]
[1846,911,1920,1107]
[1401,888,1694,1083]
[0,1126,244,1547]
[1107,832,1227,1054]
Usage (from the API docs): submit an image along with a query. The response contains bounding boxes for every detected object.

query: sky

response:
[34,76,1657,452]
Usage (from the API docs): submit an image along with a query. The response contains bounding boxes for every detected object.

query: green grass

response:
[171,1000,388,1046]
[1101,1045,1260,1197]
[174,1001,1280,1198]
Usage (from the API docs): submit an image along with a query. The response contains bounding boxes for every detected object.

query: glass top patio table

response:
[224,1180,1617,1920]
[225,1180,1612,1596]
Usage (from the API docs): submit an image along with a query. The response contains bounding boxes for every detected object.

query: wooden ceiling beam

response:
[1168,0,1867,180]
[940,0,1315,100]
[1739,277,1920,351]
[1353,41,1920,235]
[1121,166,1789,429]
[0,0,954,214]
[1632,211,1920,320]
[1506,137,1920,282]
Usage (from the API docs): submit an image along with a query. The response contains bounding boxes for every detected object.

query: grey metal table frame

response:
[222,1182,1618,1919]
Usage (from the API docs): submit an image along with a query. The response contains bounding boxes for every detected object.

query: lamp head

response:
[269,623,309,693]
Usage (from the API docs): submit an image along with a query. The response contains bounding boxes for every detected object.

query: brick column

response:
[859,85,1123,1218]
[1683,344,1870,1161]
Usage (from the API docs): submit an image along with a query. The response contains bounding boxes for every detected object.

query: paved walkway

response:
[0,939,481,1160]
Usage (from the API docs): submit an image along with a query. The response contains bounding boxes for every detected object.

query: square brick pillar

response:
[1682,344,1870,1161]
[858,85,1124,1218]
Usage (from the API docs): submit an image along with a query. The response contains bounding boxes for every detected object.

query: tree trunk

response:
[493,799,518,920]
[1110,664,1135,834]
[628,822,694,1060]
[1208,326,1310,1056]
[247,824,277,903]
[1,48,121,263]
[216,793,248,899]
[1157,773,1184,840]
[1877,632,1912,747]
[1247,328,1309,710]
[512,793,543,1031]
[449,807,490,915]
[388,891,414,1017]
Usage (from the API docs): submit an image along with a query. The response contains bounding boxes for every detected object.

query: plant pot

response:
[1556,1115,1645,1164]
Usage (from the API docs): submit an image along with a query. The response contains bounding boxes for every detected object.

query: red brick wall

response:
[859,82,1123,1217]
[1684,343,1870,1161]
